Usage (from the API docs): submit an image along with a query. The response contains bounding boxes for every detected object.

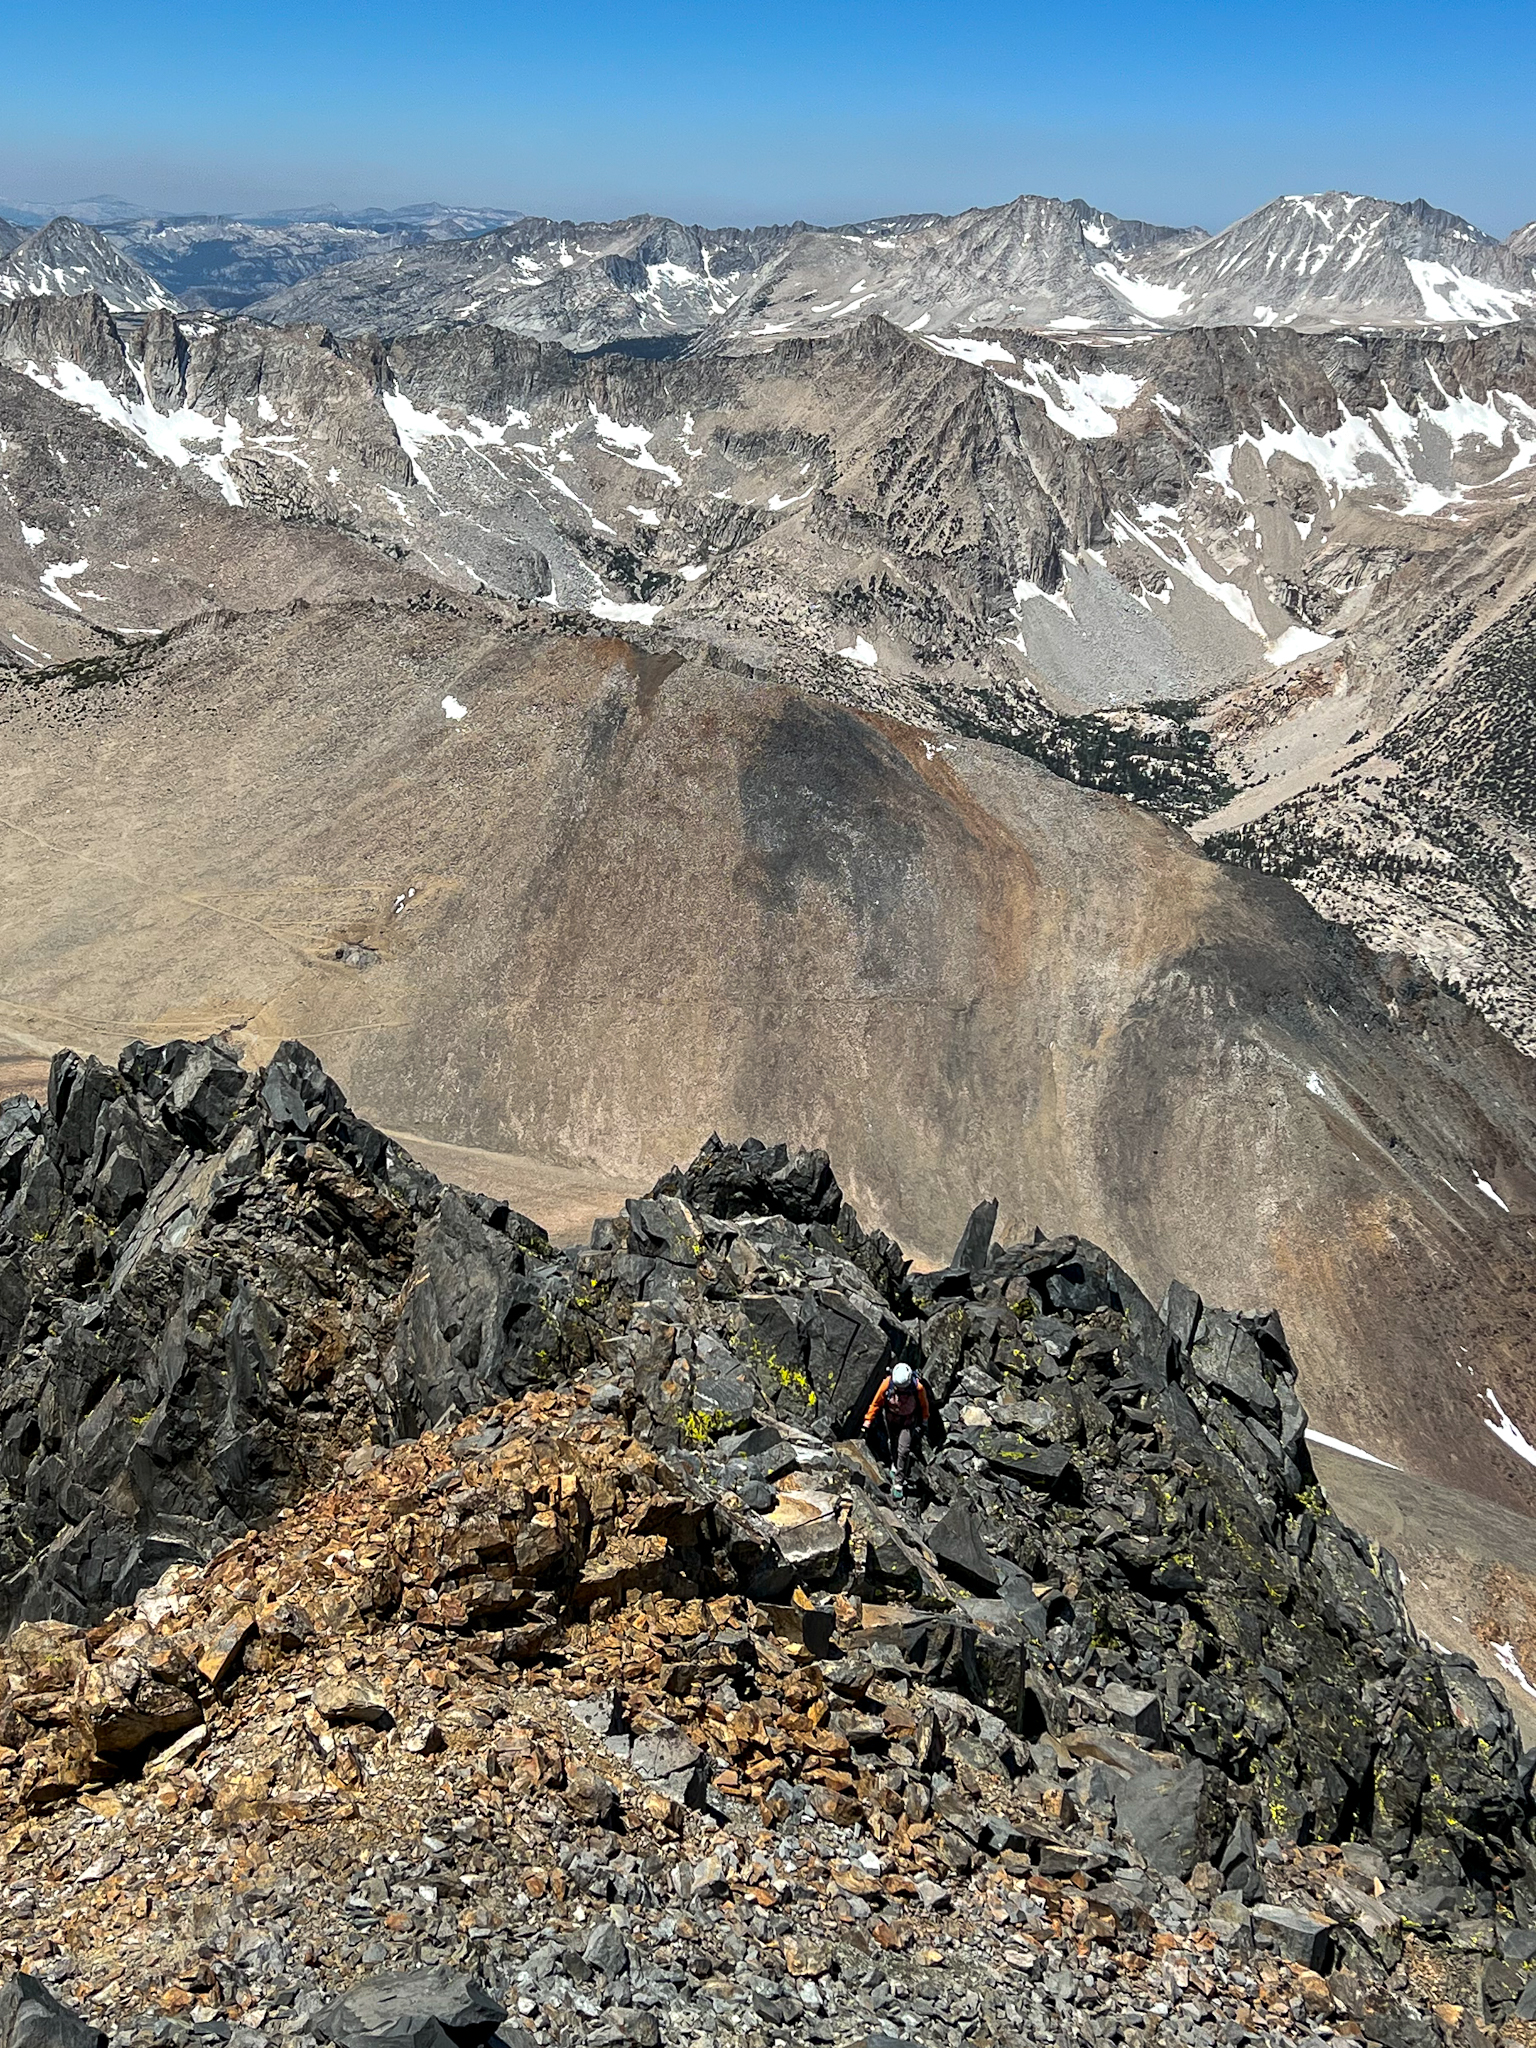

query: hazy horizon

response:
[1,182,1533,244]
[4,0,1534,239]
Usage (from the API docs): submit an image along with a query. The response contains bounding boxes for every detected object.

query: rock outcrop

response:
[3,1043,1533,1922]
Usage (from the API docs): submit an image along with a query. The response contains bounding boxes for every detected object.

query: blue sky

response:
[5,0,1534,234]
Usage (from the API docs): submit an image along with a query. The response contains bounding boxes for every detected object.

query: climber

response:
[864,1361,930,1501]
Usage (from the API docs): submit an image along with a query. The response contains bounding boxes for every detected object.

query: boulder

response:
[1112,1751,1217,1880]
[313,1673,392,1727]
[315,1966,505,2048]
[973,1432,1076,1492]
[1253,1904,1335,1971]
[927,1502,1002,1594]
[564,1769,621,1827]
[582,1915,631,1979]
[1101,1681,1164,1745]
[772,1510,849,1581]
[630,1721,708,1807]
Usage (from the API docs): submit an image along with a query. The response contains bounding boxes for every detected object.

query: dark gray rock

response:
[653,1135,842,1229]
[0,1976,106,2048]
[163,1042,252,1149]
[926,1502,1002,1593]
[582,1917,631,1980]
[1252,1904,1334,1970]
[624,1196,704,1267]
[386,1188,554,1433]
[1112,1753,1214,1880]
[314,1967,505,2048]
[951,1199,998,1274]
[1101,1682,1163,1744]
[630,1722,707,1806]
[973,1433,1076,1491]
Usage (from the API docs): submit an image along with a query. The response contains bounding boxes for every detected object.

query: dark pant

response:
[879,1416,917,1479]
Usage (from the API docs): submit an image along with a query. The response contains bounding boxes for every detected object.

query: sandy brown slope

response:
[3,595,1536,1516]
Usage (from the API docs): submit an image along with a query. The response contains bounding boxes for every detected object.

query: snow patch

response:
[1266,625,1334,666]
[1305,1429,1399,1470]
[1093,263,1189,321]
[924,336,1017,367]
[1485,1389,1536,1469]
[26,358,243,504]
[441,695,468,721]
[1113,507,1264,638]
[1204,382,1536,520]
[20,524,42,547]
[40,558,88,610]
[1005,362,1142,440]
[839,635,878,666]
[1407,260,1533,326]
[382,390,532,481]
[592,412,681,486]
[591,597,661,625]
[1494,1642,1536,1700]
[1012,576,1075,620]
[1476,1175,1510,1212]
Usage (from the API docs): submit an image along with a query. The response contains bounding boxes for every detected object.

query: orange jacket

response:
[865,1375,930,1430]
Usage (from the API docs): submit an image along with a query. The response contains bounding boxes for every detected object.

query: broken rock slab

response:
[629,1720,708,1807]
[1253,1903,1335,1972]
[925,1501,1001,1594]
[1106,1743,1219,1880]
[315,1966,506,2048]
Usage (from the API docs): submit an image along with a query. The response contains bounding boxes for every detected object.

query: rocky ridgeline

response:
[4,1040,1536,2048]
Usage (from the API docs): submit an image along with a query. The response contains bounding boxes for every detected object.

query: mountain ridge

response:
[244,188,1536,347]
[5,1059,1536,2044]
[1129,190,1536,330]
[7,289,1536,1055]
[4,187,1534,342]
[0,216,178,317]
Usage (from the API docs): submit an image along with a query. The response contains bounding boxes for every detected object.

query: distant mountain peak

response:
[0,215,179,316]
[0,192,148,226]
[1139,188,1534,327]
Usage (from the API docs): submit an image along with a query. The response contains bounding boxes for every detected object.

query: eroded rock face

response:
[0,1037,442,1628]
[2,1047,1533,1916]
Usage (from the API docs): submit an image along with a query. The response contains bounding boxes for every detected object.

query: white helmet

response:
[891,1364,914,1388]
